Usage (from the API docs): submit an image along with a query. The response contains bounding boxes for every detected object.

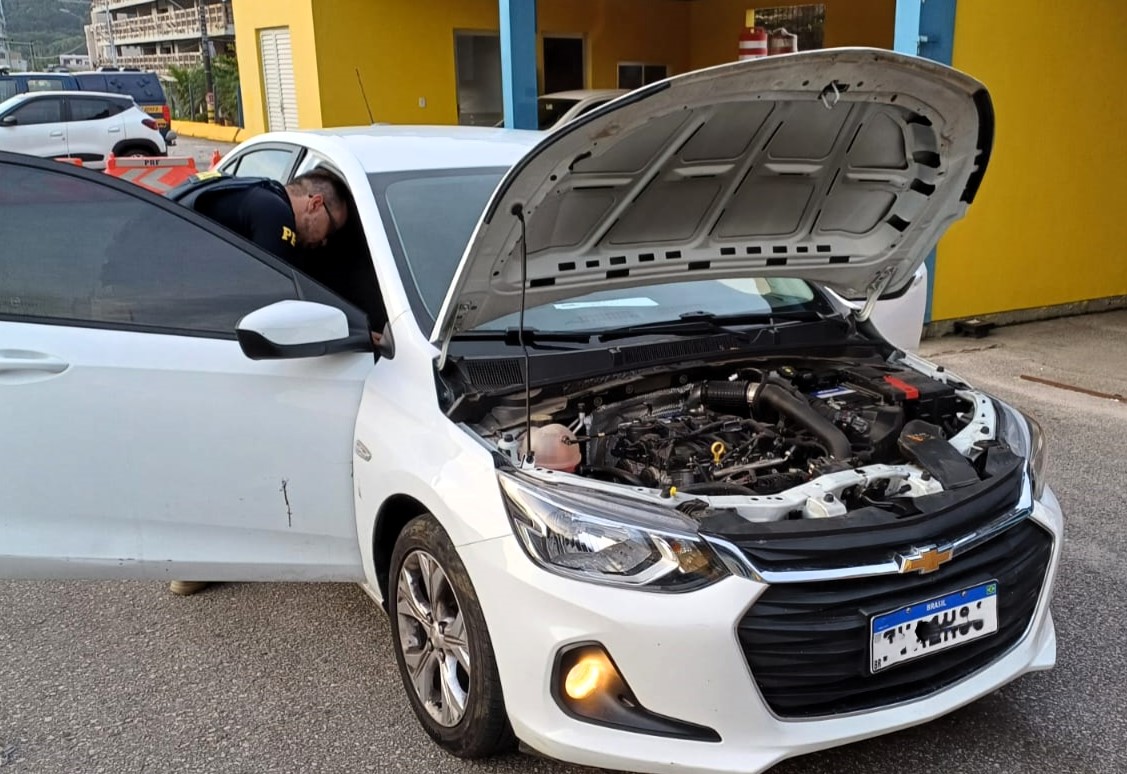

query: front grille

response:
[738,519,1053,718]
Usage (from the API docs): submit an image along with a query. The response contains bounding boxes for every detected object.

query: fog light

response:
[564,653,607,700]
[552,642,721,742]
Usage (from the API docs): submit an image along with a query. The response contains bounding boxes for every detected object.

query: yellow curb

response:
[171,120,259,144]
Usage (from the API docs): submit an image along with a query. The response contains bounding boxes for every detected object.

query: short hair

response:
[290,168,350,221]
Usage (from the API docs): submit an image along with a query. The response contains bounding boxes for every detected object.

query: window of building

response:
[752,4,826,51]
[616,63,669,91]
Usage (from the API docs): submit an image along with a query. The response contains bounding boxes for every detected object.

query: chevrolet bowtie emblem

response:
[897,545,954,574]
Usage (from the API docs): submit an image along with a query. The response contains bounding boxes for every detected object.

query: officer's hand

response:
[370,331,382,348]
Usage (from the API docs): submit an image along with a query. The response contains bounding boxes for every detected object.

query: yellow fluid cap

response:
[711,441,726,464]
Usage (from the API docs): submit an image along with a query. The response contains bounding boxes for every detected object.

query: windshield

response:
[480,278,818,332]
[538,98,579,130]
[370,168,506,331]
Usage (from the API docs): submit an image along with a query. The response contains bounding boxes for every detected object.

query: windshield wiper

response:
[595,310,824,343]
[452,327,593,347]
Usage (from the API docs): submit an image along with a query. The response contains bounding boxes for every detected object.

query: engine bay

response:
[469,357,1002,521]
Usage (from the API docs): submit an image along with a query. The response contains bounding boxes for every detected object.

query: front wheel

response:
[388,514,515,758]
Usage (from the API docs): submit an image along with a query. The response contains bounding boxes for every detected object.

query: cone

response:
[209,149,222,170]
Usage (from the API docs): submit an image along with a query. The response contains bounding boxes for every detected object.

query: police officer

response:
[167,168,350,259]
[164,168,349,597]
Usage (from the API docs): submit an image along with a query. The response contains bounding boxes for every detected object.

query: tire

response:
[114,143,158,158]
[388,513,516,758]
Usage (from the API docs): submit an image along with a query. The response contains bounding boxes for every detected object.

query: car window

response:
[0,81,17,102]
[109,73,165,102]
[0,160,299,336]
[228,147,295,181]
[25,78,70,93]
[74,74,109,92]
[538,98,580,130]
[10,98,63,125]
[69,97,122,122]
[292,149,332,178]
[371,169,505,330]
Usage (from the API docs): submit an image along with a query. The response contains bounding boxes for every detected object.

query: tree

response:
[168,55,241,125]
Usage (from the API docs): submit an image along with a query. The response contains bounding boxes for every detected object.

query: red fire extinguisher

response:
[738,11,768,61]
[768,27,799,56]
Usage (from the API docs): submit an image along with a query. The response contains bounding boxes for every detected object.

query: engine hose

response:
[752,382,853,461]
[700,380,756,415]
[679,481,758,496]
[583,465,647,486]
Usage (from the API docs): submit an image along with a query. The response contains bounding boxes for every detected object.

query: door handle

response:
[0,350,70,376]
[49,131,64,138]
[108,127,122,134]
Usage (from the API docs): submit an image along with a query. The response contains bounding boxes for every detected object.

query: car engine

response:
[477,360,984,515]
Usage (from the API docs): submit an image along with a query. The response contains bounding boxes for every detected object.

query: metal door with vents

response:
[259,28,298,131]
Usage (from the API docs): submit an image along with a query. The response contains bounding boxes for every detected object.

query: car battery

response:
[840,366,958,426]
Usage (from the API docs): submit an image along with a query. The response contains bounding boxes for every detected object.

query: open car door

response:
[0,153,371,581]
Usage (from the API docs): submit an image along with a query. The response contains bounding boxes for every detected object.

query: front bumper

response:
[459,485,1063,774]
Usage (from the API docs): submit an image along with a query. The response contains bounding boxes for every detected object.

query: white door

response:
[63,95,125,165]
[259,27,298,131]
[0,154,371,581]
[0,95,68,159]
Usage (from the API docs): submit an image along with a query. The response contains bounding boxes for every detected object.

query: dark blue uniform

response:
[166,173,297,260]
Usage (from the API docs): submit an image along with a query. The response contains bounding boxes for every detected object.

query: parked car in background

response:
[495,89,630,131]
[0,67,175,143]
[536,88,628,130]
[0,50,1059,774]
[0,91,166,168]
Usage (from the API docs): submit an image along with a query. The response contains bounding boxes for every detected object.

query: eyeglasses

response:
[312,194,339,237]
[325,202,338,235]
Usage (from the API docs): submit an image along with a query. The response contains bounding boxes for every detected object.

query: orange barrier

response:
[55,157,84,166]
[104,153,199,194]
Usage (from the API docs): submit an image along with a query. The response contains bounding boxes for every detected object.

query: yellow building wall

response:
[232,0,322,136]
[934,0,1127,319]
[308,0,693,128]
[688,0,895,70]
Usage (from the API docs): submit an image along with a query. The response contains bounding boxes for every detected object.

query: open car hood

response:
[432,48,993,343]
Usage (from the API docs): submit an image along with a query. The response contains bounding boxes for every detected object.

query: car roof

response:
[541,89,628,100]
[244,124,544,175]
[3,90,126,99]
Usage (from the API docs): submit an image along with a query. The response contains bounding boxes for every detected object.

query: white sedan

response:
[0,49,1060,774]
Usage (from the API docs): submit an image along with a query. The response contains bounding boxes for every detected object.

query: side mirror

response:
[375,320,395,360]
[0,116,17,127]
[236,300,371,360]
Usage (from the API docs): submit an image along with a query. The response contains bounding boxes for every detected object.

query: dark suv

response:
[0,67,175,143]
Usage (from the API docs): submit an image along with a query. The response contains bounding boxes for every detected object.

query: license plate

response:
[870,580,999,673]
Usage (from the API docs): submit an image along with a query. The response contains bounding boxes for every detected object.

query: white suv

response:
[0,90,166,168]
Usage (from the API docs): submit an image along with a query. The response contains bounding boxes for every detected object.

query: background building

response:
[0,0,16,71]
[85,0,235,73]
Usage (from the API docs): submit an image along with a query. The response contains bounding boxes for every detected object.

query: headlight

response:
[498,473,728,592]
[993,399,1048,499]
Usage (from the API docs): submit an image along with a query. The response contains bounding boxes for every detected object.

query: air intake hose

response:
[751,382,853,461]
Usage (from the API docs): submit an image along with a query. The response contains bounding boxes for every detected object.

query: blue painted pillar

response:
[500,0,538,129]
[894,0,957,322]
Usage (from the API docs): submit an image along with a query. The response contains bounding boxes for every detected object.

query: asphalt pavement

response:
[2,310,1125,774]
[169,134,237,168]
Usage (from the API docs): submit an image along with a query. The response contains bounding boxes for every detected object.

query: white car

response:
[0,90,166,168]
[0,49,1059,774]
[536,88,629,130]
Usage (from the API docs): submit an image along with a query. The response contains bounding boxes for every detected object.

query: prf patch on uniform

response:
[281,226,297,246]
